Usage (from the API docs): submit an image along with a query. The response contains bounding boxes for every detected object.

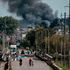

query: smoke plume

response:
[0,0,54,25]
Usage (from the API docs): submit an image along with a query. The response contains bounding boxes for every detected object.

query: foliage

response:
[50,18,60,28]
[0,37,2,45]
[20,40,30,48]
[38,22,48,28]
[26,30,35,47]
[0,16,19,35]
[45,33,69,54]
[55,61,70,70]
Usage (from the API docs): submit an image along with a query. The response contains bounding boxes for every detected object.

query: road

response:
[11,57,53,70]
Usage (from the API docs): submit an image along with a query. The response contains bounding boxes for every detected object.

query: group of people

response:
[19,58,34,66]
[4,56,12,70]
[4,50,34,70]
[4,57,34,70]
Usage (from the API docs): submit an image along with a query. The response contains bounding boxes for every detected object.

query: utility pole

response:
[2,32,5,53]
[35,29,38,53]
[2,18,6,53]
[47,28,50,54]
[60,13,63,64]
[68,0,70,38]
[65,0,70,67]
[63,12,66,66]
[68,0,70,68]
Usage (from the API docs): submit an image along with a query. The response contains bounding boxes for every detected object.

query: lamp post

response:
[47,28,50,54]
[60,13,63,64]
[64,0,70,67]
[45,27,50,54]
[63,12,66,66]
[2,17,6,53]
[2,32,5,52]
[69,0,70,68]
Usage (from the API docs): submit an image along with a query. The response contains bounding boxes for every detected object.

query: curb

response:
[35,55,63,70]
[52,62,63,70]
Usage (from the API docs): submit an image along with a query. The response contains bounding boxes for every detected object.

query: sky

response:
[0,0,69,18]
[42,0,69,17]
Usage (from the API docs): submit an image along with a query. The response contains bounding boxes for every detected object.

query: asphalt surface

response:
[11,57,53,70]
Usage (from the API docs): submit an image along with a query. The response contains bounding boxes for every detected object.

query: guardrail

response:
[52,62,62,70]
[35,54,63,70]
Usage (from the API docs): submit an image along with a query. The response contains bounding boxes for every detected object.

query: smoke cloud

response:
[0,0,54,25]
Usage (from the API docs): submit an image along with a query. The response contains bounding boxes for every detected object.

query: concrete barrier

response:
[35,54,63,70]
[51,62,63,70]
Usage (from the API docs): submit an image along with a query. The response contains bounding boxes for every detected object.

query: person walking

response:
[19,58,22,66]
[4,62,8,70]
[29,58,32,66]
[32,60,34,66]
[9,61,12,70]
[29,58,34,66]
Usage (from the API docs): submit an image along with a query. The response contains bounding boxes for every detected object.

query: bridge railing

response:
[35,53,62,70]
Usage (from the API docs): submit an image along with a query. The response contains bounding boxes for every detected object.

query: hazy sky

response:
[0,0,69,18]
[42,0,69,17]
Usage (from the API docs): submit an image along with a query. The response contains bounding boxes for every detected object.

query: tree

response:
[0,17,4,33]
[0,37,2,45]
[26,30,35,49]
[38,22,48,28]
[0,16,19,50]
[0,16,19,35]
[20,40,30,49]
[50,18,59,28]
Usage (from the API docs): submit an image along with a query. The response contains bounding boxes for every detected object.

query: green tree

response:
[0,16,19,50]
[50,18,59,28]
[20,40,30,49]
[0,37,2,45]
[0,16,19,35]
[26,30,35,49]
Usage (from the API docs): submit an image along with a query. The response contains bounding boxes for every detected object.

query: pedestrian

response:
[32,60,34,66]
[19,58,22,66]
[9,62,12,70]
[0,62,1,66]
[4,62,8,70]
[6,56,9,62]
[29,58,34,66]
[29,58,32,66]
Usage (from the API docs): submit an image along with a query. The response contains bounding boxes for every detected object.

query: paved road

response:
[11,57,53,70]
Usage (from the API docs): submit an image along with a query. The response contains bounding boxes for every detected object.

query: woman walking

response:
[29,58,34,66]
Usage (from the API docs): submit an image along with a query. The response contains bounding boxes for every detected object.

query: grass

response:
[55,61,70,70]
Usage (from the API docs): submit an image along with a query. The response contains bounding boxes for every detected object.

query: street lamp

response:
[2,17,6,53]
[63,12,66,66]
[65,0,70,67]
[60,13,63,64]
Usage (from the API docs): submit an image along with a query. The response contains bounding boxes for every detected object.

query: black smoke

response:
[0,0,54,25]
